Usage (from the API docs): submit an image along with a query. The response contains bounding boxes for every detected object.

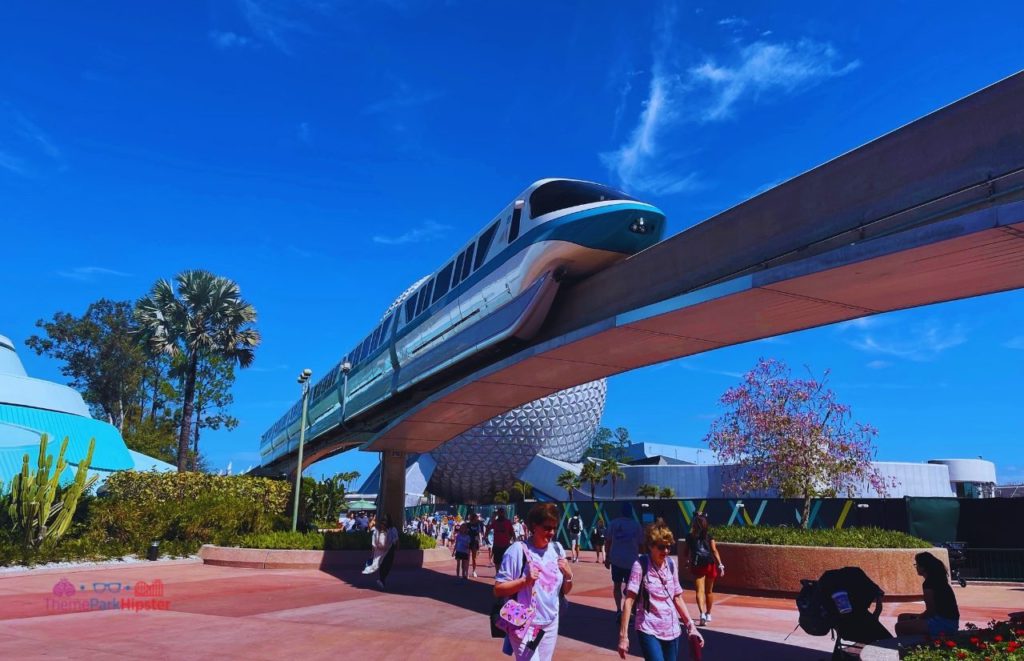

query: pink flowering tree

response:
[704,358,895,528]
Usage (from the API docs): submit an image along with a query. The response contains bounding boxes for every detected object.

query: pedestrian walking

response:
[591,517,607,564]
[453,522,471,579]
[605,502,643,619]
[618,523,703,661]
[494,503,573,661]
[567,514,583,563]
[487,507,515,573]
[683,512,724,626]
[363,515,399,590]
[468,512,483,578]
[512,515,526,542]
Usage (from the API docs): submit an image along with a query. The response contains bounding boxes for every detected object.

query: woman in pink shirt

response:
[618,523,703,661]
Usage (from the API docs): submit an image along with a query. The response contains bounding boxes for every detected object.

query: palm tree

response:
[135,270,260,471]
[511,480,532,502]
[636,484,658,499]
[580,461,605,502]
[556,470,580,502]
[600,458,626,500]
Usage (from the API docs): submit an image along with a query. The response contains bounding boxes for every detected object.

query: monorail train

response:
[260,178,666,464]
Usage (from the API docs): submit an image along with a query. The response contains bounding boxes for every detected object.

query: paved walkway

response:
[0,555,1018,659]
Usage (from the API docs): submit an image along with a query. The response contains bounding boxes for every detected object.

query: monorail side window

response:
[475,222,499,270]
[404,295,418,324]
[433,262,454,302]
[370,325,383,352]
[416,279,434,316]
[454,253,465,283]
[528,180,636,219]
[508,208,521,244]
[461,245,474,281]
[380,314,393,339]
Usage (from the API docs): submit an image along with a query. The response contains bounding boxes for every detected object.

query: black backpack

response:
[796,579,832,636]
[690,536,713,567]
[568,517,581,534]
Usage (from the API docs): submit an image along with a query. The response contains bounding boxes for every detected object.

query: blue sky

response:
[2,2,1022,486]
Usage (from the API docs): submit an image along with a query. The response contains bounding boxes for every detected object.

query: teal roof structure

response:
[0,404,133,471]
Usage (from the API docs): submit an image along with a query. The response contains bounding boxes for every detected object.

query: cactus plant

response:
[7,434,98,548]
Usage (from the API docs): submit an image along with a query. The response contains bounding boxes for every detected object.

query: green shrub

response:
[237,531,326,550]
[103,471,290,530]
[233,530,438,551]
[712,526,932,549]
[80,472,292,557]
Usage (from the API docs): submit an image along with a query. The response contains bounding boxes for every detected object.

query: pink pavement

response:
[0,555,1018,660]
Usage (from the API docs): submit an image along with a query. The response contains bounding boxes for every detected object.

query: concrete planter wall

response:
[677,542,949,598]
[199,544,452,570]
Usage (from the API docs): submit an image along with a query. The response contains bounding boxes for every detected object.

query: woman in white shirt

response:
[364,514,399,590]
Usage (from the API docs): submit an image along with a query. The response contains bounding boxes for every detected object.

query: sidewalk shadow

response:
[323,565,832,660]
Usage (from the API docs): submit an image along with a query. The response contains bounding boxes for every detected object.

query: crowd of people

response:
[352,502,959,661]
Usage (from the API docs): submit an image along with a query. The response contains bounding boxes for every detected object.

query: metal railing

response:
[959,548,1024,582]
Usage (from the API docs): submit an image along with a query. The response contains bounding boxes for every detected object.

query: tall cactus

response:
[7,434,98,548]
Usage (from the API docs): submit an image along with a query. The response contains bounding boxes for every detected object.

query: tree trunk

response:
[192,404,202,471]
[611,477,616,501]
[802,493,812,529]
[176,352,199,472]
[149,370,160,423]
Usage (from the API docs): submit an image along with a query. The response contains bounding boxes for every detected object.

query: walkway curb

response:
[198,544,451,569]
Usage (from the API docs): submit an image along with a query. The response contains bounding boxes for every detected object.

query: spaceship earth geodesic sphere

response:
[427,379,607,503]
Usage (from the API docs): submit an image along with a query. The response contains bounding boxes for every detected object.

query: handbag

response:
[489,545,531,638]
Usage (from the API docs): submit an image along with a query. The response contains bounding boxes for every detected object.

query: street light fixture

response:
[291,368,313,533]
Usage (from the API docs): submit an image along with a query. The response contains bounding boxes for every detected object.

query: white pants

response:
[506,619,558,661]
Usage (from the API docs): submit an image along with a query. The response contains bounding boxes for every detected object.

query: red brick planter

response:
[677,541,949,598]
[199,544,452,570]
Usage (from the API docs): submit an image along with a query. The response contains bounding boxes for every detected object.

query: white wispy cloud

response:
[718,16,749,29]
[1004,336,1024,350]
[0,151,27,176]
[372,220,451,246]
[847,321,967,362]
[0,103,64,176]
[236,0,322,54]
[209,30,255,49]
[296,121,311,144]
[866,360,891,369]
[835,316,882,332]
[364,87,442,115]
[679,362,743,379]
[602,19,858,195]
[56,267,132,282]
[690,39,860,122]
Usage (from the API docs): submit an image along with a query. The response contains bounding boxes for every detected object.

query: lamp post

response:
[291,368,312,533]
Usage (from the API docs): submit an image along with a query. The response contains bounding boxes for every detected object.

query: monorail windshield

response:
[528,180,636,219]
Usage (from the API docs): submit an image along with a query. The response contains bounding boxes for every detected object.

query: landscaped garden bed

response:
[900,619,1024,659]
[678,527,940,597]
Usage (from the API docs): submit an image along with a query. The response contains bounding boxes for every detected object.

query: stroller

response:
[941,542,969,587]
[797,567,893,661]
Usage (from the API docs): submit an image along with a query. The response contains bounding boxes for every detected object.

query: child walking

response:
[453,522,471,580]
